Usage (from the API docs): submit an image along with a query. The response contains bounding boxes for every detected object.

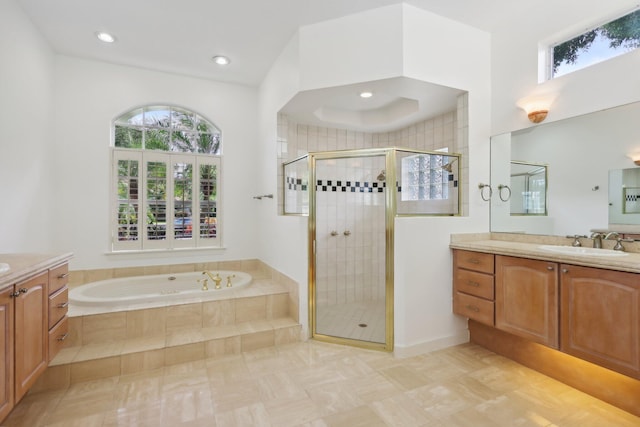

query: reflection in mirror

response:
[490,101,640,237]
[609,167,640,221]
[509,161,547,216]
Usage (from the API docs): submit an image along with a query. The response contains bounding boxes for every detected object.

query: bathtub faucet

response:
[226,274,236,287]
[197,277,209,291]
[203,271,222,289]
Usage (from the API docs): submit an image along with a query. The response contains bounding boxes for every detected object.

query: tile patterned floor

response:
[3,341,639,426]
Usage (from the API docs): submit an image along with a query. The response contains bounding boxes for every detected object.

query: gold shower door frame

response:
[308,148,396,352]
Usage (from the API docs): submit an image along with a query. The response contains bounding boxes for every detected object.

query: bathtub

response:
[69,271,252,309]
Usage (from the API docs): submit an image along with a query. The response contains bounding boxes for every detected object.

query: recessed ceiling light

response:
[95,32,116,43]
[359,91,373,98]
[212,55,231,66]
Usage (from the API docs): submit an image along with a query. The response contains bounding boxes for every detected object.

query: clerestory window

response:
[111,106,221,251]
[550,8,640,79]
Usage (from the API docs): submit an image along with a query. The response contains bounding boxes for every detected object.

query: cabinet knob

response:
[57,302,69,308]
[465,304,480,312]
[562,268,569,273]
[57,333,69,342]
[547,266,554,271]
[9,290,20,298]
[468,258,480,264]
[19,288,28,294]
[467,281,480,287]
[57,273,69,279]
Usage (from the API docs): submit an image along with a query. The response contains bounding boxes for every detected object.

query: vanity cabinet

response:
[0,257,71,423]
[14,272,48,402]
[495,255,559,348]
[0,287,14,421]
[453,250,495,326]
[560,264,640,379]
[47,263,69,362]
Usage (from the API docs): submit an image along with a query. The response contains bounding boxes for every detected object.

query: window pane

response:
[196,133,221,155]
[145,129,170,151]
[170,108,195,131]
[117,159,139,241]
[146,161,167,240]
[114,125,143,148]
[199,164,217,239]
[551,9,640,78]
[143,107,171,127]
[115,108,144,126]
[170,130,198,153]
[174,162,193,240]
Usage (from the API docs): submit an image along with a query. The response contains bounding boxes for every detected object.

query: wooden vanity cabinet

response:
[560,264,640,379]
[453,250,495,326]
[0,287,15,421]
[495,255,559,348]
[13,272,48,402]
[47,263,69,362]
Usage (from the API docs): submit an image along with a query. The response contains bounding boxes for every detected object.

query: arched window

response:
[111,106,221,251]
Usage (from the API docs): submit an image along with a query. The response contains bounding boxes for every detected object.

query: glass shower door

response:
[312,153,390,348]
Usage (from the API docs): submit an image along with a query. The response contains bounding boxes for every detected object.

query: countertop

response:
[450,233,640,274]
[0,253,73,291]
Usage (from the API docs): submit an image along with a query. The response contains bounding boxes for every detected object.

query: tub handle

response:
[57,333,69,342]
[57,302,69,308]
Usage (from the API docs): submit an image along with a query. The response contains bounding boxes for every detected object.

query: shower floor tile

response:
[316,300,386,343]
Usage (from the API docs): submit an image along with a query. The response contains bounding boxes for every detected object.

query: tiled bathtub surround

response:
[32,259,303,391]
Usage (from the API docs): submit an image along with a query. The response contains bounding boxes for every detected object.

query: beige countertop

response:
[0,253,73,291]
[450,233,640,274]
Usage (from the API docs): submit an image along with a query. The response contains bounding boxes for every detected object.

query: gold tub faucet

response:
[203,271,223,289]
[226,274,236,287]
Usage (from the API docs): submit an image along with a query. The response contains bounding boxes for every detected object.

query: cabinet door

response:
[495,255,559,348]
[14,272,48,402]
[0,287,14,421]
[561,264,640,379]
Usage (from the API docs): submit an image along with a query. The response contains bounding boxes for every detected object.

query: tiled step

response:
[33,279,302,392]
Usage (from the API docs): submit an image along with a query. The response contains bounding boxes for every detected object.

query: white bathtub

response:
[69,271,252,309]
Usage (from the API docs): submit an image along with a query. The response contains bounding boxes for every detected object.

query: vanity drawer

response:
[454,268,494,300]
[49,263,69,295]
[454,291,494,326]
[48,316,69,362]
[48,286,68,329]
[454,250,494,274]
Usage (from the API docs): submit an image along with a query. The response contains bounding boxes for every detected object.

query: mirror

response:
[491,101,640,236]
[508,161,547,216]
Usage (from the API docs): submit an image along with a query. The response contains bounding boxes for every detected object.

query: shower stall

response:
[284,147,460,351]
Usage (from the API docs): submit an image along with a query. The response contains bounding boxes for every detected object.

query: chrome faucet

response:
[605,232,633,251]
[202,271,222,289]
[566,235,587,247]
[590,232,605,248]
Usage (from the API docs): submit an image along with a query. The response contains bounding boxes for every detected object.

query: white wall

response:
[0,1,55,253]
[258,4,492,354]
[491,0,640,134]
[52,57,259,270]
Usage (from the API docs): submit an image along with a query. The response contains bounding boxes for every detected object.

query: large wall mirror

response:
[490,101,640,237]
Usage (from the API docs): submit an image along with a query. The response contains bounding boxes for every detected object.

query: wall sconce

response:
[527,109,549,124]
[629,153,640,166]
[517,96,553,124]
[634,159,640,167]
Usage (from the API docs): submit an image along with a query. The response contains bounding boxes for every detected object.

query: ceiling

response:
[17,0,523,87]
[14,0,594,131]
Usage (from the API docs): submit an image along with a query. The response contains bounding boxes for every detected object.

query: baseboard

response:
[393,330,469,358]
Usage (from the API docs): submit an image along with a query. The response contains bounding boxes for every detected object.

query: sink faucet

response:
[202,271,222,289]
[590,232,605,248]
[605,232,634,251]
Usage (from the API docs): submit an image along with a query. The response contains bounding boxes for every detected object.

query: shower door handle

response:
[343,230,351,236]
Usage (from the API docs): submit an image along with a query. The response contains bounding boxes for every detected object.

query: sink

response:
[538,245,629,257]
[0,263,10,274]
